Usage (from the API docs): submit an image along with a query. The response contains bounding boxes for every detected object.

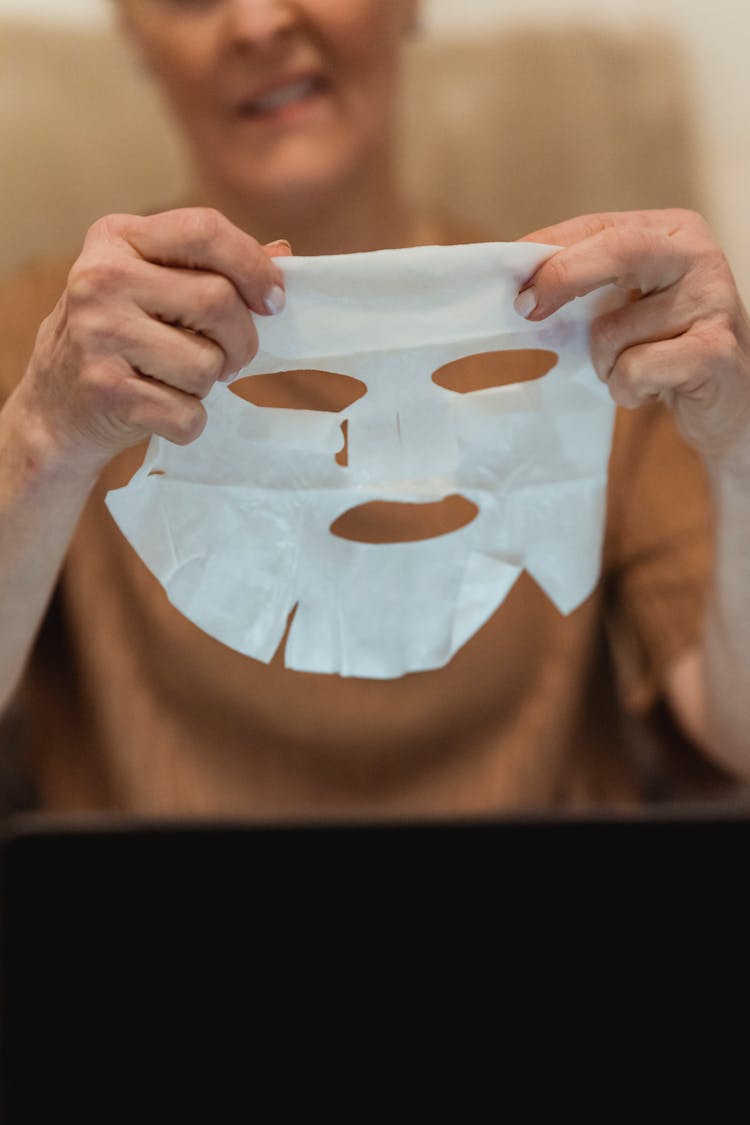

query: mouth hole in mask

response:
[330,494,478,545]
[432,349,558,393]
[229,369,367,412]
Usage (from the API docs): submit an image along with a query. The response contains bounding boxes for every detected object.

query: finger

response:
[105,362,209,446]
[590,287,698,384]
[100,209,286,317]
[124,317,227,397]
[605,329,725,410]
[126,261,260,378]
[517,209,689,249]
[515,228,692,322]
[131,382,208,447]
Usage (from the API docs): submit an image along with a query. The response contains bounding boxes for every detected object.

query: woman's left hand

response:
[516,209,750,458]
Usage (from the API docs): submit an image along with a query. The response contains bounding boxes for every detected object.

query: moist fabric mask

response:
[106,242,620,678]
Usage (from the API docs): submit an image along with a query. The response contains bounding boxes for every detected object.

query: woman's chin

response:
[194,118,384,214]
[216,154,366,215]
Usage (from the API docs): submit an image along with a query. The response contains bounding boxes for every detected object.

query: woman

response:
[0,0,749,815]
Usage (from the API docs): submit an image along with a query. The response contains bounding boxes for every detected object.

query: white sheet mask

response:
[106,242,620,678]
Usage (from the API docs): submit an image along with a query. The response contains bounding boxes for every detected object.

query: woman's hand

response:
[516,209,750,458]
[18,207,289,476]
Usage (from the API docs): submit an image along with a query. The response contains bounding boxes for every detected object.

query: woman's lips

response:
[232,73,330,124]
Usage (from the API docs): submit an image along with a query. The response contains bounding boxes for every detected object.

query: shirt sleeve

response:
[602,401,714,714]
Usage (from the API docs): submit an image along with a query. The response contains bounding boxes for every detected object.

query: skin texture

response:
[518,209,750,458]
[22,210,289,468]
[0,1,749,775]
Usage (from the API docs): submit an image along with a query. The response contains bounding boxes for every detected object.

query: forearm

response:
[701,435,750,776]
[0,383,100,714]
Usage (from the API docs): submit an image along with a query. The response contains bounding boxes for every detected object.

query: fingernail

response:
[514,287,538,319]
[263,284,286,316]
[267,239,293,254]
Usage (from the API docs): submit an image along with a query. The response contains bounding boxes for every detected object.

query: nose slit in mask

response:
[335,419,349,468]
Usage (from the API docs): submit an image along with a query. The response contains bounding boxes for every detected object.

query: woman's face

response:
[120,0,415,206]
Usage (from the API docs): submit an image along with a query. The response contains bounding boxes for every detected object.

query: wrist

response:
[1,381,109,496]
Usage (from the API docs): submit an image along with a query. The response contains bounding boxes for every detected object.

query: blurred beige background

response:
[1,0,748,300]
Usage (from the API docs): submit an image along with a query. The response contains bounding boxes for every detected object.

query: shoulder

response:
[0,256,73,402]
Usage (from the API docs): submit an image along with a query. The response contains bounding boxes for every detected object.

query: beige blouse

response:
[0,249,726,817]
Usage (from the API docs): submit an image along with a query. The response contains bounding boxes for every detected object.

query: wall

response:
[431,0,750,298]
[3,0,748,294]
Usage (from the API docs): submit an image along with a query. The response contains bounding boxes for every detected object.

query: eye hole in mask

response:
[229,369,366,468]
[228,369,367,412]
[432,349,558,394]
[330,495,479,545]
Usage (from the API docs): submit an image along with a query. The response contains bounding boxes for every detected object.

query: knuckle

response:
[580,215,608,240]
[198,273,236,318]
[225,324,259,381]
[66,264,103,308]
[678,208,710,234]
[117,397,144,432]
[711,309,735,337]
[239,322,260,367]
[183,207,223,251]
[67,258,125,307]
[663,207,709,237]
[195,345,225,395]
[115,381,159,433]
[86,358,128,402]
[692,233,726,266]
[84,213,129,244]
[608,371,640,410]
[613,348,641,386]
[703,246,734,286]
[697,314,737,365]
[77,358,130,419]
[564,212,611,241]
[171,403,207,445]
[68,305,127,355]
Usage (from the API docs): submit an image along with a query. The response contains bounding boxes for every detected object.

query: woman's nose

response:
[223,0,298,48]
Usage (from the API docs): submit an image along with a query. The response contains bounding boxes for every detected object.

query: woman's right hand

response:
[17,207,289,477]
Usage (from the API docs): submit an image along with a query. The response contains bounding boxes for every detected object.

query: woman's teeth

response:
[249,78,319,115]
